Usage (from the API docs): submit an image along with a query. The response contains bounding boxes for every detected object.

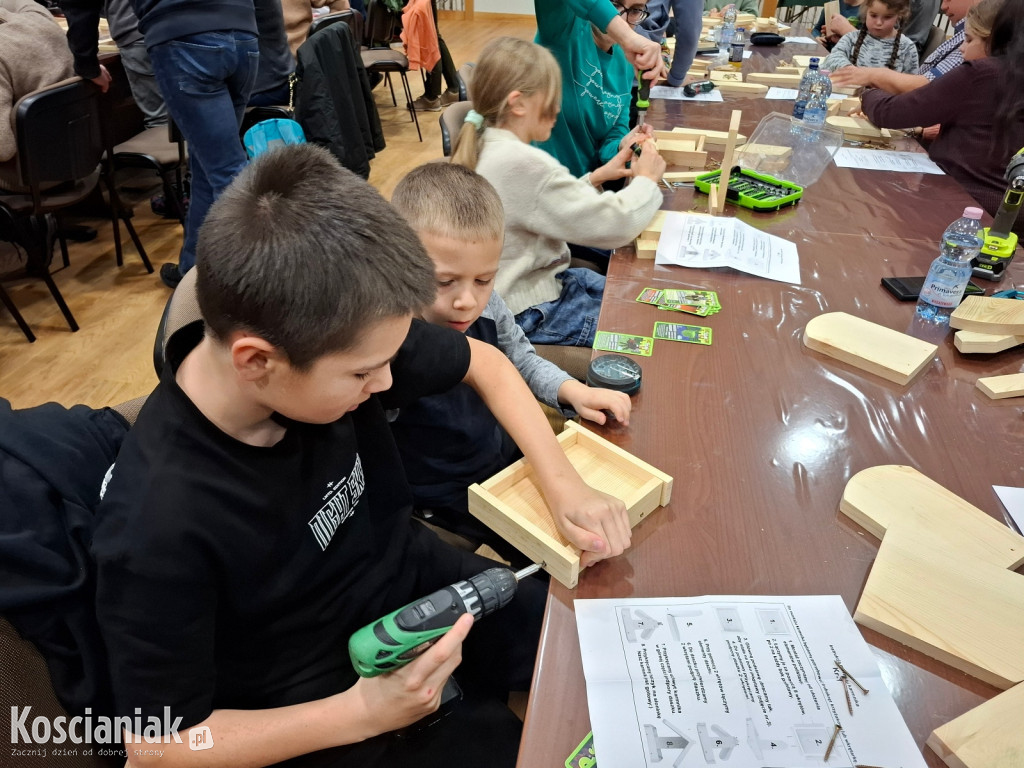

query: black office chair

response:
[361,0,422,141]
[0,78,127,340]
[439,100,472,157]
[308,7,364,45]
[111,120,188,225]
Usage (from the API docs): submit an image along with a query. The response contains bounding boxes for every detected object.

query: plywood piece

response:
[803,312,937,385]
[468,421,673,588]
[823,0,841,34]
[668,127,749,147]
[927,684,1024,768]
[840,466,1024,690]
[949,296,1024,335]
[954,329,1024,354]
[747,72,803,87]
[826,115,893,140]
[977,372,1024,399]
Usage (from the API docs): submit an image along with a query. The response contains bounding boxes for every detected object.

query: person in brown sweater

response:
[0,0,74,190]
[281,0,350,56]
[862,0,1024,228]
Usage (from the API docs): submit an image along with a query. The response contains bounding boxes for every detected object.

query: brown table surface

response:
[516,38,1024,768]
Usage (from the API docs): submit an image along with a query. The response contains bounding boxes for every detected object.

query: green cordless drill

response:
[349,563,542,677]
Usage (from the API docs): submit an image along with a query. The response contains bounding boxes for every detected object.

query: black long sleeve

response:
[57,0,104,80]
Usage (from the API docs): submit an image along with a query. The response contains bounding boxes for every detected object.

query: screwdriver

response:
[349,563,543,677]
[636,70,652,128]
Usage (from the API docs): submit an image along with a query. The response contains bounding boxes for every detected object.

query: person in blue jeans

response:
[637,0,704,88]
[138,0,259,287]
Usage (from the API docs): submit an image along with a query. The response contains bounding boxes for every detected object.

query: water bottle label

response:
[920,280,962,308]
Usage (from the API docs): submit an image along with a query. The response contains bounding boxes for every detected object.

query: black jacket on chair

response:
[0,398,128,717]
[295,24,385,179]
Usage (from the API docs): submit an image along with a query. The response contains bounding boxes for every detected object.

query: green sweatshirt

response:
[534,0,633,177]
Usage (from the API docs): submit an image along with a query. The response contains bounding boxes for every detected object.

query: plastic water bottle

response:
[916,208,985,323]
[729,27,746,69]
[719,5,737,52]
[792,57,820,122]
[803,74,829,129]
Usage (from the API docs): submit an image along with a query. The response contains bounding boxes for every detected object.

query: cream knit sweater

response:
[475,127,662,316]
[0,0,74,164]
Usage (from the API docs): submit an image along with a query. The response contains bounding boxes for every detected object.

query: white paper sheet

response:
[786,36,821,44]
[655,212,802,284]
[575,595,928,768]
[650,86,725,102]
[833,148,945,174]
[994,485,1024,533]
[697,50,753,59]
[765,87,845,101]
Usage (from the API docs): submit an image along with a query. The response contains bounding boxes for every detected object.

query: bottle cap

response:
[963,207,983,219]
[810,57,820,64]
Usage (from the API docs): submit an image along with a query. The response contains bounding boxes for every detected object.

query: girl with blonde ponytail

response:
[450,37,665,348]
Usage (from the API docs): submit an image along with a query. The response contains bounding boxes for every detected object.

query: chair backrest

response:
[364,0,397,47]
[152,266,201,374]
[309,8,364,47]
[457,61,475,101]
[13,78,102,191]
[440,101,473,157]
[921,25,946,60]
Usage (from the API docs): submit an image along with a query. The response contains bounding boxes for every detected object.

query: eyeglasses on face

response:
[612,2,650,24]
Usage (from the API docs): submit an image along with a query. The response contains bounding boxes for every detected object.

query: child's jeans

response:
[514,267,604,347]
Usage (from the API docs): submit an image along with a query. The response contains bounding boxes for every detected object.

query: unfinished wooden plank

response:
[702,12,756,27]
[712,110,742,215]
[840,465,1024,690]
[710,68,743,83]
[977,372,1024,400]
[747,72,803,88]
[635,237,659,259]
[927,684,1024,768]
[754,16,779,32]
[839,97,861,115]
[641,209,669,240]
[949,296,1024,335]
[803,312,937,385]
[823,0,841,34]
[840,465,1024,569]
[662,170,704,182]
[826,115,893,140]
[711,79,769,96]
[667,126,749,146]
[775,66,804,76]
[954,329,1024,354]
[658,139,708,169]
[793,55,815,67]
[468,422,673,588]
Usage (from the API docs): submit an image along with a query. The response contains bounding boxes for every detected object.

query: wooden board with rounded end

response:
[803,312,937,385]
[949,296,1024,335]
[840,465,1024,690]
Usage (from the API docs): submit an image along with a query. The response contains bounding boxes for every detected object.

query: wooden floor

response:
[0,15,535,409]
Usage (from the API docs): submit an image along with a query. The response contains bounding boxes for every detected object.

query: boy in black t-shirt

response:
[92,144,631,768]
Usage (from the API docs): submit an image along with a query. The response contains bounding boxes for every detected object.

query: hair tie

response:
[464,110,485,129]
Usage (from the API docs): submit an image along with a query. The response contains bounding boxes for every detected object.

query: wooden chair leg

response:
[0,283,35,342]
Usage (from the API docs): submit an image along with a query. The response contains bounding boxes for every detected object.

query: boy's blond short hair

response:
[391,162,505,242]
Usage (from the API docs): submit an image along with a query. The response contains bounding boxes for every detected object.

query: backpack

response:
[243,118,307,159]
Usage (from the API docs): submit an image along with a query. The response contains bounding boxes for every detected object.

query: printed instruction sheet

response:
[833,148,945,174]
[655,212,802,284]
[575,595,928,768]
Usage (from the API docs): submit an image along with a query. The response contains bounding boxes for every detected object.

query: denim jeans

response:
[514,267,605,347]
[149,31,259,273]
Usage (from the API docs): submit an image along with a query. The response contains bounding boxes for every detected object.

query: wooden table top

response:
[516,39,1024,768]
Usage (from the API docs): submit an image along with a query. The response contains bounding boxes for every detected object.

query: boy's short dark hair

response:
[391,162,505,242]
[196,144,436,370]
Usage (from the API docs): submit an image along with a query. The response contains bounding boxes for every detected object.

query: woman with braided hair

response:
[823,0,919,74]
